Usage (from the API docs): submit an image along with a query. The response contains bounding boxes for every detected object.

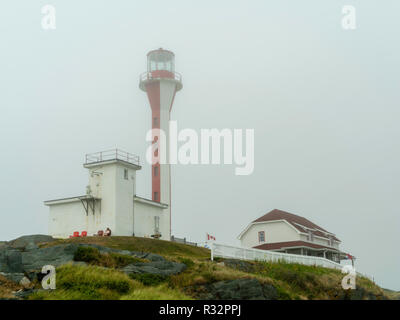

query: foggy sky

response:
[0,0,399,290]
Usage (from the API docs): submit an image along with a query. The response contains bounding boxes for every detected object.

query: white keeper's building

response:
[45,150,169,239]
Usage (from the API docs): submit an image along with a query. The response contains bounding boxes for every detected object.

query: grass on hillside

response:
[382,289,400,300]
[28,264,192,300]
[20,237,389,300]
[42,236,210,260]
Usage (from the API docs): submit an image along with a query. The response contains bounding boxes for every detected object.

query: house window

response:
[154,216,160,233]
[154,166,158,177]
[154,192,158,201]
[307,230,314,242]
[124,168,128,180]
[258,231,265,243]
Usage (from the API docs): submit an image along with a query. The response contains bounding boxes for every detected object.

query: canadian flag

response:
[207,233,216,241]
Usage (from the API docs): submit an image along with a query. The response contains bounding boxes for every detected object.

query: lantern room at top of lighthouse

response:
[139,48,182,92]
[147,48,175,72]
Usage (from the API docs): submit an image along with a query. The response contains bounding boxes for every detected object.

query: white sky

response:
[0,0,399,290]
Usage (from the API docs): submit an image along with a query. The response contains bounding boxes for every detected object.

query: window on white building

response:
[124,168,128,180]
[258,231,265,243]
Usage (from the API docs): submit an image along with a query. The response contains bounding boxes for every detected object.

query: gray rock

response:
[142,253,166,262]
[223,259,257,273]
[122,260,186,276]
[19,276,31,288]
[2,238,187,283]
[0,248,23,273]
[262,283,278,299]
[21,243,78,273]
[25,242,39,251]
[0,272,25,283]
[8,235,55,250]
[198,278,278,300]
[14,289,37,299]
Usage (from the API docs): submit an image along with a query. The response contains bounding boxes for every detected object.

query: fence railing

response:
[85,149,140,166]
[171,235,197,247]
[211,242,343,270]
[210,243,373,281]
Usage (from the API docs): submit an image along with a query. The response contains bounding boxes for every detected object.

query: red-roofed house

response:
[238,209,348,263]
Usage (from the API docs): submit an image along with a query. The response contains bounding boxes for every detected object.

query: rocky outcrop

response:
[0,248,23,274]
[6,235,56,250]
[195,278,278,300]
[21,243,79,272]
[0,236,187,285]
[122,260,186,276]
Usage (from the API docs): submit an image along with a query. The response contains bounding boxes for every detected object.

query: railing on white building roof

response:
[140,71,182,83]
[85,149,140,166]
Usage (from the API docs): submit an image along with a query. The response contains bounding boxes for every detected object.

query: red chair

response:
[73,231,80,237]
[81,231,87,237]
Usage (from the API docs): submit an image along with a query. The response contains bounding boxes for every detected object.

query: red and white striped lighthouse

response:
[139,48,182,239]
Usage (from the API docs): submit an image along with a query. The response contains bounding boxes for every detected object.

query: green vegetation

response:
[129,273,168,286]
[19,237,390,300]
[176,257,195,268]
[28,264,192,300]
[43,236,210,260]
[29,264,139,300]
[382,288,400,300]
[73,246,146,268]
[121,284,193,300]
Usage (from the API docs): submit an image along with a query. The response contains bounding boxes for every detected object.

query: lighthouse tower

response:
[139,48,182,239]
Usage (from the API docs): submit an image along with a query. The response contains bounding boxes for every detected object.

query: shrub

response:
[109,253,145,267]
[275,285,292,300]
[177,257,195,268]
[74,246,101,264]
[129,273,167,286]
[74,247,145,268]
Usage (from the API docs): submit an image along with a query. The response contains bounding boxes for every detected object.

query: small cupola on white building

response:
[45,149,169,239]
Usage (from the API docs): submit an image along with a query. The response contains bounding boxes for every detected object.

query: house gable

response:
[239,220,300,249]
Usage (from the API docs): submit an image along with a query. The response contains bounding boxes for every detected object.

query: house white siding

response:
[240,221,300,248]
